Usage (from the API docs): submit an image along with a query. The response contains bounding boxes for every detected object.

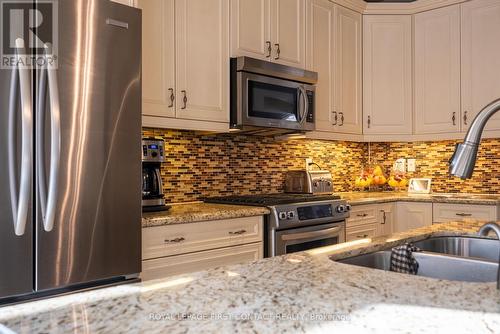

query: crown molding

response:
[363,0,468,15]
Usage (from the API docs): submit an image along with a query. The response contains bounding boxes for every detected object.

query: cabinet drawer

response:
[142,242,263,281]
[143,216,263,260]
[347,205,378,227]
[346,223,377,242]
[433,203,497,223]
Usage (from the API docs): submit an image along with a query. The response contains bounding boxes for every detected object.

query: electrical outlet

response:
[305,158,313,170]
[407,159,416,172]
[393,158,406,173]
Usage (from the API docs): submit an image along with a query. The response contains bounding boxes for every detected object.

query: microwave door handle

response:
[8,38,33,236]
[298,86,308,125]
[281,226,343,242]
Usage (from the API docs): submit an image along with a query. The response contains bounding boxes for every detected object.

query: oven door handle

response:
[298,86,309,125]
[281,226,343,242]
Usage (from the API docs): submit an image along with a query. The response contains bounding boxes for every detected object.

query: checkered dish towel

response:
[390,243,421,275]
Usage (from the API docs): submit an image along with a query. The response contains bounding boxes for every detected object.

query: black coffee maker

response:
[142,138,169,212]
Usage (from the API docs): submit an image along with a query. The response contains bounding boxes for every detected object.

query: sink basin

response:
[339,250,498,282]
[414,237,500,262]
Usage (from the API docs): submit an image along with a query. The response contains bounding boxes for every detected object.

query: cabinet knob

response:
[339,112,344,126]
[367,116,371,128]
[452,112,456,126]
[274,43,280,60]
[266,41,271,58]
[463,111,468,126]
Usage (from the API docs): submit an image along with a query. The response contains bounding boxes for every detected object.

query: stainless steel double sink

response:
[339,237,499,283]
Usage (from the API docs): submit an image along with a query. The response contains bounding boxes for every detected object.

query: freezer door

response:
[0,51,34,298]
[36,0,142,291]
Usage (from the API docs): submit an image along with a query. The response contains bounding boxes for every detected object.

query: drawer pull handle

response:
[357,213,368,217]
[229,229,247,235]
[456,213,472,217]
[356,234,369,239]
[165,237,185,243]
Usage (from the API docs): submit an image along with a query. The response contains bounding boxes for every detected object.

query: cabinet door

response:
[395,202,433,232]
[271,0,306,68]
[306,0,335,132]
[176,0,230,122]
[138,0,176,118]
[363,15,412,135]
[377,203,394,236]
[142,242,263,281]
[414,5,461,134]
[230,0,272,60]
[462,0,500,131]
[334,5,362,134]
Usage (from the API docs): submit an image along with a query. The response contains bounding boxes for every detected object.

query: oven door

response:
[238,72,314,131]
[275,222,345,256]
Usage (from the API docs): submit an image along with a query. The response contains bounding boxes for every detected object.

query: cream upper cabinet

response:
[271,0,306,68]
[230,0,271,60]
[138,0,176,119]
[175,0,229,122]
[334,5,362,134]
[306,0,335,132]
[306,1,361,134]
[414,5,461,134]
[363,15,412,135]
[231,0,306,68]
[461,0,500,132]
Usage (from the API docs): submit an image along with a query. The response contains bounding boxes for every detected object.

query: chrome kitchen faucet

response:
[449,98,500,179]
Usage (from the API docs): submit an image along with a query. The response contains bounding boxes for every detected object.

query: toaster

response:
[285,170,333,194]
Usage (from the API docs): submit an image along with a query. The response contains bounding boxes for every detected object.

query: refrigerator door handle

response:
[37,43,61,232]
[7,38,33,236]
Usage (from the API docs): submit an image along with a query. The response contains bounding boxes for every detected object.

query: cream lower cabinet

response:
[231,0,306,68]
[142,216,263,280]
[306,0,361,137]
[395,202,433,232]
[346,203,394,241]
[142,243,262,281]
[139,0,230,131]
[414,5,461,135]
[363,15,412,136]
[433,203,498,223]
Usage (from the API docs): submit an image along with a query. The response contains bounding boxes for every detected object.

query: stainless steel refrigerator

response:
[0,0,142,302]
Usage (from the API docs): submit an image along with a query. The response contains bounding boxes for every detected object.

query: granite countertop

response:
[143,193,499,228]
[2,220,499,333]
[142,202,270,228]
[339,191,500,206]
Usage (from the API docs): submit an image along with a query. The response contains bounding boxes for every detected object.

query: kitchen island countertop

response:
[2,220,500,333]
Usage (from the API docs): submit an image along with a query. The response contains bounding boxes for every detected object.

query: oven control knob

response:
[345,204,352,211]
[278,212,287,220]
[336,205,346,213]
[287,211,295,219]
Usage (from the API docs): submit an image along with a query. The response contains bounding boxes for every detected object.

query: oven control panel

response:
[274,201,350,229]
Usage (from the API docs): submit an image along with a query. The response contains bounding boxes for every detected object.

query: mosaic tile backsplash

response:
[142,128,500,203]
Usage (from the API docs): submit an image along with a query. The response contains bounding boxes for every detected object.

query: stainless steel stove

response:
[205,194,351,257]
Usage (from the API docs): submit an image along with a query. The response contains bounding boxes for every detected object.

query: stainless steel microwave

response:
[230,57,318,133]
